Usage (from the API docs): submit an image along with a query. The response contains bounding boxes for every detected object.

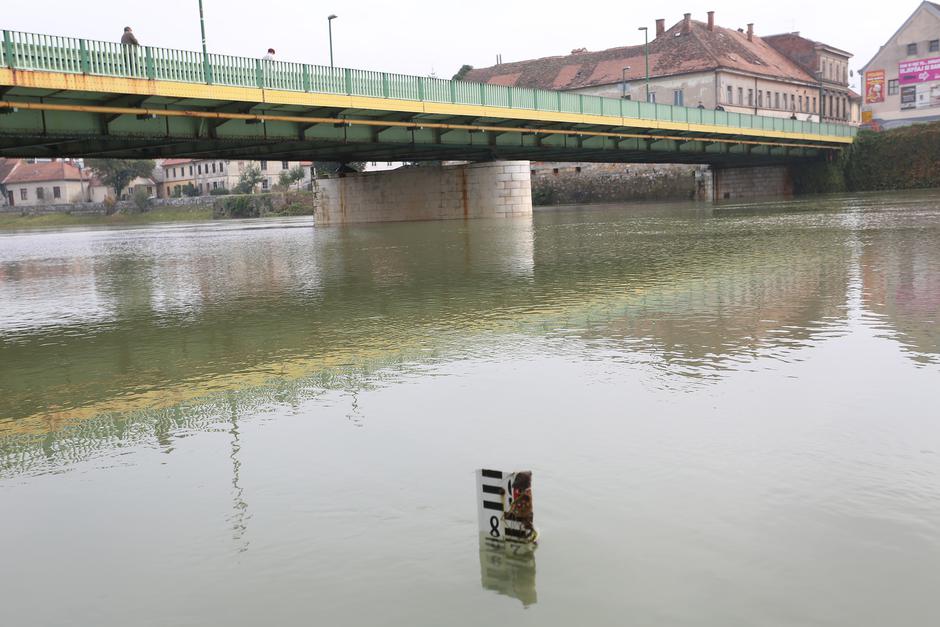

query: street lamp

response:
[621,66,631,98]
[198,0,210,81]
[328,14,338,68]
[638,26,649,102]
[816,69,824,123]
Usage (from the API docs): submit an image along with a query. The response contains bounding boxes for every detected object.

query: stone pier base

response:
[711,165,794,202]
[315,161,532,225]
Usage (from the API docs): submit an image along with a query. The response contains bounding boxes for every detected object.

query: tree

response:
[85,159,154,200]
[277,165,306,190]
[234,165,264,194]
[131,188,152,212]
[452,64,473,81]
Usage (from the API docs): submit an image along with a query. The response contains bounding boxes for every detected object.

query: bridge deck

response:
[0,29,855,164]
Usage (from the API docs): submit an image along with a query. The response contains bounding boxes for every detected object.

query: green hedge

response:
[212,191,317,219]
[844,122,940,191]
[791,121,940,194]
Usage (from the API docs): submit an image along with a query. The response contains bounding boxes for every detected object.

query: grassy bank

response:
[0,205,215,229]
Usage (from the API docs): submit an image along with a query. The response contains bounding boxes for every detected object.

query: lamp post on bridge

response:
[638,26,649,102]
[198,0,210,81]
[328,14,338,68]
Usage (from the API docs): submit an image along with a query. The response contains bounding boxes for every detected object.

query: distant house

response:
[87,175,156,202]
[465,11,855,123]
[157,158,313,196]
[0,159,91,207]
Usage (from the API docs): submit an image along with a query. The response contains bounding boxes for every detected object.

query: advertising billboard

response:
[865,70,885,103]
[899,56,940,85]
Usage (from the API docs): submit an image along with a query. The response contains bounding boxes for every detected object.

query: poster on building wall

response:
[901,85,917,110]
[899,56,940,84]
[865,70,885,103]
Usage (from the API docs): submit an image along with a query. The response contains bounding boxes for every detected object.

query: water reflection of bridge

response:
[6,198,940,472]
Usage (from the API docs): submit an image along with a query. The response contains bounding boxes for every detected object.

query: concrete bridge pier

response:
[315,161,532,225]
[710,165,794,202]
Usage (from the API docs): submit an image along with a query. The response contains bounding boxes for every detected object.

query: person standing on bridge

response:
[121,27,139,46]
[121,27,140,76]
[263,48,275,61]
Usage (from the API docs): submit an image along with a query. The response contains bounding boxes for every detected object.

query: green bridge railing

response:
[0,29,857,140]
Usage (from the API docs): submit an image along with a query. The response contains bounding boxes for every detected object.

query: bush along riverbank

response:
[211,191,318,219]
[792,121,940,194]
[0,191,318,229]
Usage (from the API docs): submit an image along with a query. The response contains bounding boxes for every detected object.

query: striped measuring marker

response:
[476,468,532,542]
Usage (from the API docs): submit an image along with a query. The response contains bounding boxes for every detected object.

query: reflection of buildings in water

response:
[478,535,537,607]
[530,214,853,367]
[862,234,940,363]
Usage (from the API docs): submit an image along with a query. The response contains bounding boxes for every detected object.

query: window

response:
[262,178,269,190]
[727,86,733,104]
[20,189,27,200]
[260,161,268,171]
[552,168,559,175]
[747,89,753,106]
[189,165,193,175]
[888,79,899,95]
[37,187,44,200]
[575,166,582,173]
[757,90,763,107]
[211,162,216,173]
[813,97,817,113]
[673,90,683,106]
[219,162,224,171]
[775,92,780,109]
[197,164,202,174]
[282,161,289,170]
[907,43,918,55]
[737,87,743,104]
[930,39,940,53]
[53,186,61,199]
[648,92,656,103]
[799,95,803,111]
[213,181,218,189]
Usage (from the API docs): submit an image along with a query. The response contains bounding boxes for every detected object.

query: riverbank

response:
[0,190,319,229]
[0,205,214,229]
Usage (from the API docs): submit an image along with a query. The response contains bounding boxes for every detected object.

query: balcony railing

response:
[0,29,857,140]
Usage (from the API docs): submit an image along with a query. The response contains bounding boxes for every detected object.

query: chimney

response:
[682,13,692,34]
[655,19,665,38]
[707,11,715,31]
[747,23,754,42]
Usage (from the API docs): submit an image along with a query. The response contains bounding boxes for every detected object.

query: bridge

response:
[0,29,856,219]
[0,29,856,163]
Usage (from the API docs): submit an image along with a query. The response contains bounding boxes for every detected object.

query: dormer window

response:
[907,43,918,55]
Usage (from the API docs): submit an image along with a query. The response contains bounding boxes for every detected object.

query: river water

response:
[1,192,938,626]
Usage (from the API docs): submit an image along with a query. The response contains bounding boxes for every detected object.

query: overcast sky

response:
[3,1,924,91]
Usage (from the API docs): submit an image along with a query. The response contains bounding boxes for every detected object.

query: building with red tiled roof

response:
[763,33,856,123]
[0,159,93,207]
[465,12,854,123]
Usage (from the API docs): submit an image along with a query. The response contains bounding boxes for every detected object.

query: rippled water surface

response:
[1,192,939,626]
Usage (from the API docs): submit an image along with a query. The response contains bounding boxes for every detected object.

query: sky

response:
[2,0,925,92]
